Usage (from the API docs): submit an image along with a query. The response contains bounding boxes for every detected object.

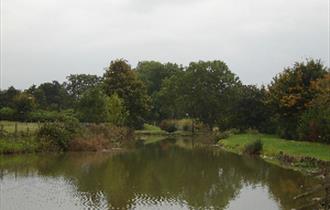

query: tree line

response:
[0,59,329,143]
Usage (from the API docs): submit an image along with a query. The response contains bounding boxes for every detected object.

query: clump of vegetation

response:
[37,117,81,151]
[243,139,263,155]
[70,124,134,151]
[159,120,177,133]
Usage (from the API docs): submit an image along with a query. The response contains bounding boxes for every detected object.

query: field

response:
[0,121,40,134]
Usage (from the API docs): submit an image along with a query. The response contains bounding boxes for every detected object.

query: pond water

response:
[0,137,319,210]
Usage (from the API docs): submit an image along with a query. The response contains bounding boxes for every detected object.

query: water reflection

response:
[0,138,319,210]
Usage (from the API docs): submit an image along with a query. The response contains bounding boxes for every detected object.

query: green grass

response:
[220,134,330,162]
[0,137,39,154]
[0,121,40,133]
[135,123,167,135]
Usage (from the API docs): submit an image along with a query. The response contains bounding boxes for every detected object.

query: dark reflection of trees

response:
[0,138,320,210]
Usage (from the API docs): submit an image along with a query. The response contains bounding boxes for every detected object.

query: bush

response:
[28,110,58,122]
[0,107,16,120]
[159,120,177,133]
[243,139,263,155]
[27,109,76,122]
[37,116,80,151]
[297,106,330,144]
[69,123,134,151]
[176,119,192,131]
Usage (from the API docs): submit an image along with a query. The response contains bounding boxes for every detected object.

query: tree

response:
[76,88,109,123]
[182,60,241,129]
[297,73,330,143]
[107,93,128,126]
[136,61,182,122]
[65,74,101,101]
[268,59,328,139]
[13,93,36,121]
[230,85,271,131]
[156,71,187,120]
[103,59,150,128]
[28,81,72,110]
[136,61,182,94]
[0,86,20,108]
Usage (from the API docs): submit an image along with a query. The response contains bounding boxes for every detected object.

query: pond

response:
[0,137,319,210]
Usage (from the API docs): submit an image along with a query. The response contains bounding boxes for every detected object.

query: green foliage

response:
[230,85,272,132]
[27,109,74,122]
[103,59,150,128]
[107,93,128,126]
[298,106,330,144]
[136,61,182,122]
[268,59,328,139]
[0,86,20,108]
[0,107,16,120]
[13,93,36,120]
[76,88,110,123]
[157,60,241,129]
[27,81,72,110]
[65,74,101,101]
[37,117,80,151]
[243,139,263,155]
[0,137,39,154]
[159,119,177,133]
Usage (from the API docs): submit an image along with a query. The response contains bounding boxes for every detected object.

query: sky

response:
[1,0,329,89]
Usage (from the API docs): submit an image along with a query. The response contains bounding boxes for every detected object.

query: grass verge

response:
[0,137,40,154]
[219,133,330,172]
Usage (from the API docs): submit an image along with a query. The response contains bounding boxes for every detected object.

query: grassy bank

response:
[219,133,330,172]
[0,121,134,154]
[135,123,194,136]
[0,137,40,154]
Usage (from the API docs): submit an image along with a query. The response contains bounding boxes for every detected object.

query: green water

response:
[0,138,319,210]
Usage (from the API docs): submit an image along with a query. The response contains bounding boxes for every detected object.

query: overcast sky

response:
[1,0,329,89]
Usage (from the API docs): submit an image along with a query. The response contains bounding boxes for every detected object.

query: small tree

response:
[103,59,150,128]
[107,93,128,126]
[76,88,109,123]
[13,93,36,121]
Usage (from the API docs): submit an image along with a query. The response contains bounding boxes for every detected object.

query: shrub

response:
[27,109,76,122]
[243,139,263,155]
[0,107,16,120]
[159,120,177,133]
[27,110,58,122]
[37,116,80,151]
[69,123,134,151]
[176,119,192,131]
[297,106,330,144]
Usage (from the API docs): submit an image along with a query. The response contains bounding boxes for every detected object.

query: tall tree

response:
[136,61,182,122]
[65,74,101,101]
[0,86,20,108]
[268,59,328,138]
[103,59,150,128]
[13,93,36,121]
[158,60,241,129]
[230,85,271,131]
[136,61,181,94]
[28,81,71,110]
